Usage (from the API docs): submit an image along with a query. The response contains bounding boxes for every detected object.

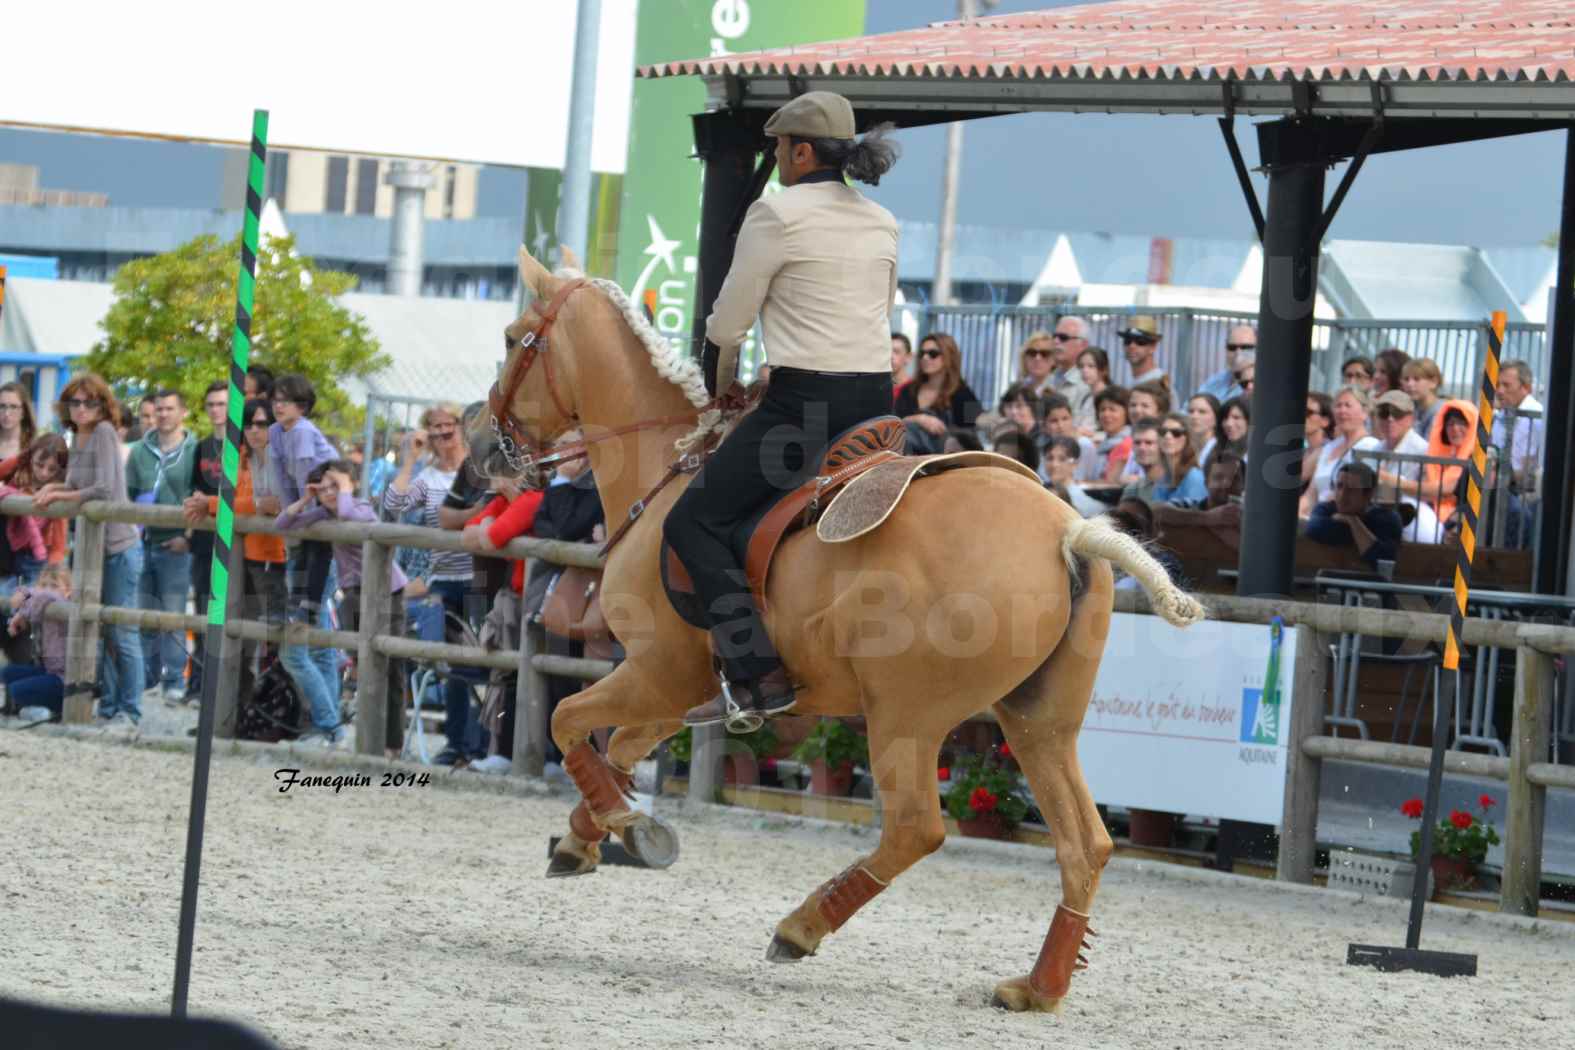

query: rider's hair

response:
[794,122,901,185]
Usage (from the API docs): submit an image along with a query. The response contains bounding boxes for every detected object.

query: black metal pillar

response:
[1536,128,1575,596]
[689,110,768,359]
[1238,128,1327,598]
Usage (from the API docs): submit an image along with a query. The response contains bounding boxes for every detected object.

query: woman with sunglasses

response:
[183,398,288,703]
[1016,331,1058,397]
[1137,413,1206,505]
[893,333,982,453]
[1301,391,1335,491]
[1299,385,1379,518]
[33,374,145,726]
[382,400,478,765]
[0,382,37,463]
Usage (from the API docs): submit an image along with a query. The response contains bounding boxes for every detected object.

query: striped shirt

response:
[381,464,470,582]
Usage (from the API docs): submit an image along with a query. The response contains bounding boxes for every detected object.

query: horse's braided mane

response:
[555,267,723,454]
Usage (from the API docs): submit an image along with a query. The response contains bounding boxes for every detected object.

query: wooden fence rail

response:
[6,497,1570,916]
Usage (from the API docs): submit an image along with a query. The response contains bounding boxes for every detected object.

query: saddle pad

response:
[816,451,1043,543]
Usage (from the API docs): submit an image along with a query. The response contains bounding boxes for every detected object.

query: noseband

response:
[487,279,588,486]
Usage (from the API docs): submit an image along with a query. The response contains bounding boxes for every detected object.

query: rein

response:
[488,277,757,556]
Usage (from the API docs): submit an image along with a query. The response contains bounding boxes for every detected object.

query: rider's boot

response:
[682,665,796,729]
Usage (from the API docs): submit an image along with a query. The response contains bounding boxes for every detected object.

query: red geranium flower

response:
[999,742,1012,758]
[970,787,999,814]
[1479,794,1496,810]
[1449,810,1474,830]
[1400,798,1425,819]
[937,766,950,781]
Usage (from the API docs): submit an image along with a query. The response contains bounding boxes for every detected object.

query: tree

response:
[88,234,389,438]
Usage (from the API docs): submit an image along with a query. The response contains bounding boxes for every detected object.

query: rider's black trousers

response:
[663,367,893,686]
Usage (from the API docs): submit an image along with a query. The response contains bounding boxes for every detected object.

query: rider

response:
[665,91,901,729]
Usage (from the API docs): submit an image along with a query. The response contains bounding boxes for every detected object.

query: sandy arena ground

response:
[2,726,1571,1050]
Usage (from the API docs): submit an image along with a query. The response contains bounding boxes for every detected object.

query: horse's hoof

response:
[765,934,811,963]
[991,976,1064,1014]
[618,812,681,870]
[545,852,599,879]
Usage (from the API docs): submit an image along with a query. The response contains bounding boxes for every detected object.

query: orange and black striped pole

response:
[1403,310,1502,951]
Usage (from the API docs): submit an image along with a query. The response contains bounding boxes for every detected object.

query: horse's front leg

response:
[548,718,684,877]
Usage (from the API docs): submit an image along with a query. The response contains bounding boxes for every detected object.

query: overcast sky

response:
[0,0,1566,246]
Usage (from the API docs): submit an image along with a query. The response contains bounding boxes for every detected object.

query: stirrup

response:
[720,678,764,735]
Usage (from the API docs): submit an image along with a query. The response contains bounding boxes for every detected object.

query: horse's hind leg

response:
[549,719,682,878]
[768,701,948,962]
[989,570,1114,1014]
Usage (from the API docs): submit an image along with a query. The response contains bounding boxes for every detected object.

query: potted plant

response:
[665,724,778,786]
[1401,794,1501,894]
[943,750,1029,840]
[792,718,869,796]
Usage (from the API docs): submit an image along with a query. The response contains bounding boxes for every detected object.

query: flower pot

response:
[1429,854,1477,894]
[957,813,1014,840]
[1128,808,1179,847]
[809,758,855,797]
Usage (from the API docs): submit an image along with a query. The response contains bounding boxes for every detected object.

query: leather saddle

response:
[659,416,1040,627]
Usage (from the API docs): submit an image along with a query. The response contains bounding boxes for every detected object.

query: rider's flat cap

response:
[764,91,856,140]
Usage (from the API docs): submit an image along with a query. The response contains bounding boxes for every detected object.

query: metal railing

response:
[893,303,1549,410]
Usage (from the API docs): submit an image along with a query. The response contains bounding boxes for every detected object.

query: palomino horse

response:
[469,247,1205,1014]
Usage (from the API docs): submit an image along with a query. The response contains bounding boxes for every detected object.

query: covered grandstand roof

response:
[640,1,1575,119]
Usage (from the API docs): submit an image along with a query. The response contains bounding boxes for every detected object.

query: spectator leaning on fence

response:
[382,401,480,767]
[268,374,339,619]
[127,388,199,703]
[184,397,288,706]
[0,434,69,592]
[1491,359,1544,497]
[34,373,145,727]
[1154,447,1246,551]
[1196,324,1256,403]
[1301,385,1380,518]
[279,460,410,748]
[1304,461,1402,569]
[3,563,74,722]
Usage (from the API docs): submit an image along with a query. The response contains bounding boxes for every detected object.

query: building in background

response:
[220,148,479,221]
[0,163,108,207]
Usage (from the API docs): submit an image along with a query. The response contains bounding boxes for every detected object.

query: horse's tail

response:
[1060,515,1206,628]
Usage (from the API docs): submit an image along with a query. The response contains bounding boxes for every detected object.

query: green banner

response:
[613,0,866,349]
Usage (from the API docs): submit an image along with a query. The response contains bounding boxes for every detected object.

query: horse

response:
[468,245,1206,1014]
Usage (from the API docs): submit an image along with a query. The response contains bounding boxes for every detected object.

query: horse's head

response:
[471,244,587,486]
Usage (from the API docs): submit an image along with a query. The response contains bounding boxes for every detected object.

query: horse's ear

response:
[558,244,582,273]
[518,245,558,299]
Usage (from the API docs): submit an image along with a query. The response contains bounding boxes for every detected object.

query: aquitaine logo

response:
[1239,617,1285,745]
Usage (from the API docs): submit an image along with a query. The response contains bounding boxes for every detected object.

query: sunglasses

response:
[1024,348,1053,359]
[66,397,100,408]
[920,349,943,359]
[1375,406,1407,420]
[1226,343,1256,352]
[1122,335,1156,346]
[1160,427,1187,438]
[245,418,271,430]
[1051,332,1080,342]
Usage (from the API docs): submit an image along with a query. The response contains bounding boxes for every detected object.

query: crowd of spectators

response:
[893,316,1546,581]
[0,367,606,779]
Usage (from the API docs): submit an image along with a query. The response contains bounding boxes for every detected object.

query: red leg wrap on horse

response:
[816,865,887,933]
[1029,904,1091,1000]
[566,766,632,843]
[563,743,632,820]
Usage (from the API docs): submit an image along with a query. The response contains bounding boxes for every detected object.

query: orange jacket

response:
[1423,398,1478,525]
[207,454,287,564]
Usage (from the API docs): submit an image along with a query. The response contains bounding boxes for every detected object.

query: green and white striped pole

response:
[172,109,268,1018]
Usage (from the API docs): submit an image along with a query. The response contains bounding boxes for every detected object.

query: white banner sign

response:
[1076,613,1295,825]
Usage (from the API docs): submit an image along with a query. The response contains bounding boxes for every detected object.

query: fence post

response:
[1501,645,1553,916]
[688,723,722,803]
[515,620,550,777]
[63,515,107,724]
[1175,310,1198,396]
[1278,625,1329,883]
[212,539,246,739]
[355,539,393,756]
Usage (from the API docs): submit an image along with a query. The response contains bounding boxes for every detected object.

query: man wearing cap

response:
[1196,324,1256,402]
[1371,388,1440,541]
[665,91,901,729]
[1119,316,1167,388]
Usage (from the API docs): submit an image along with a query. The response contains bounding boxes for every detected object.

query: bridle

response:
[486,278,727,514]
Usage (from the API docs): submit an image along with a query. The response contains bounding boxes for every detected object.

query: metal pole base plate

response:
[1347,944,1478,977]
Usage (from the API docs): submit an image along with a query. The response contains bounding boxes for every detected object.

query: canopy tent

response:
[639,0,1575,598]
